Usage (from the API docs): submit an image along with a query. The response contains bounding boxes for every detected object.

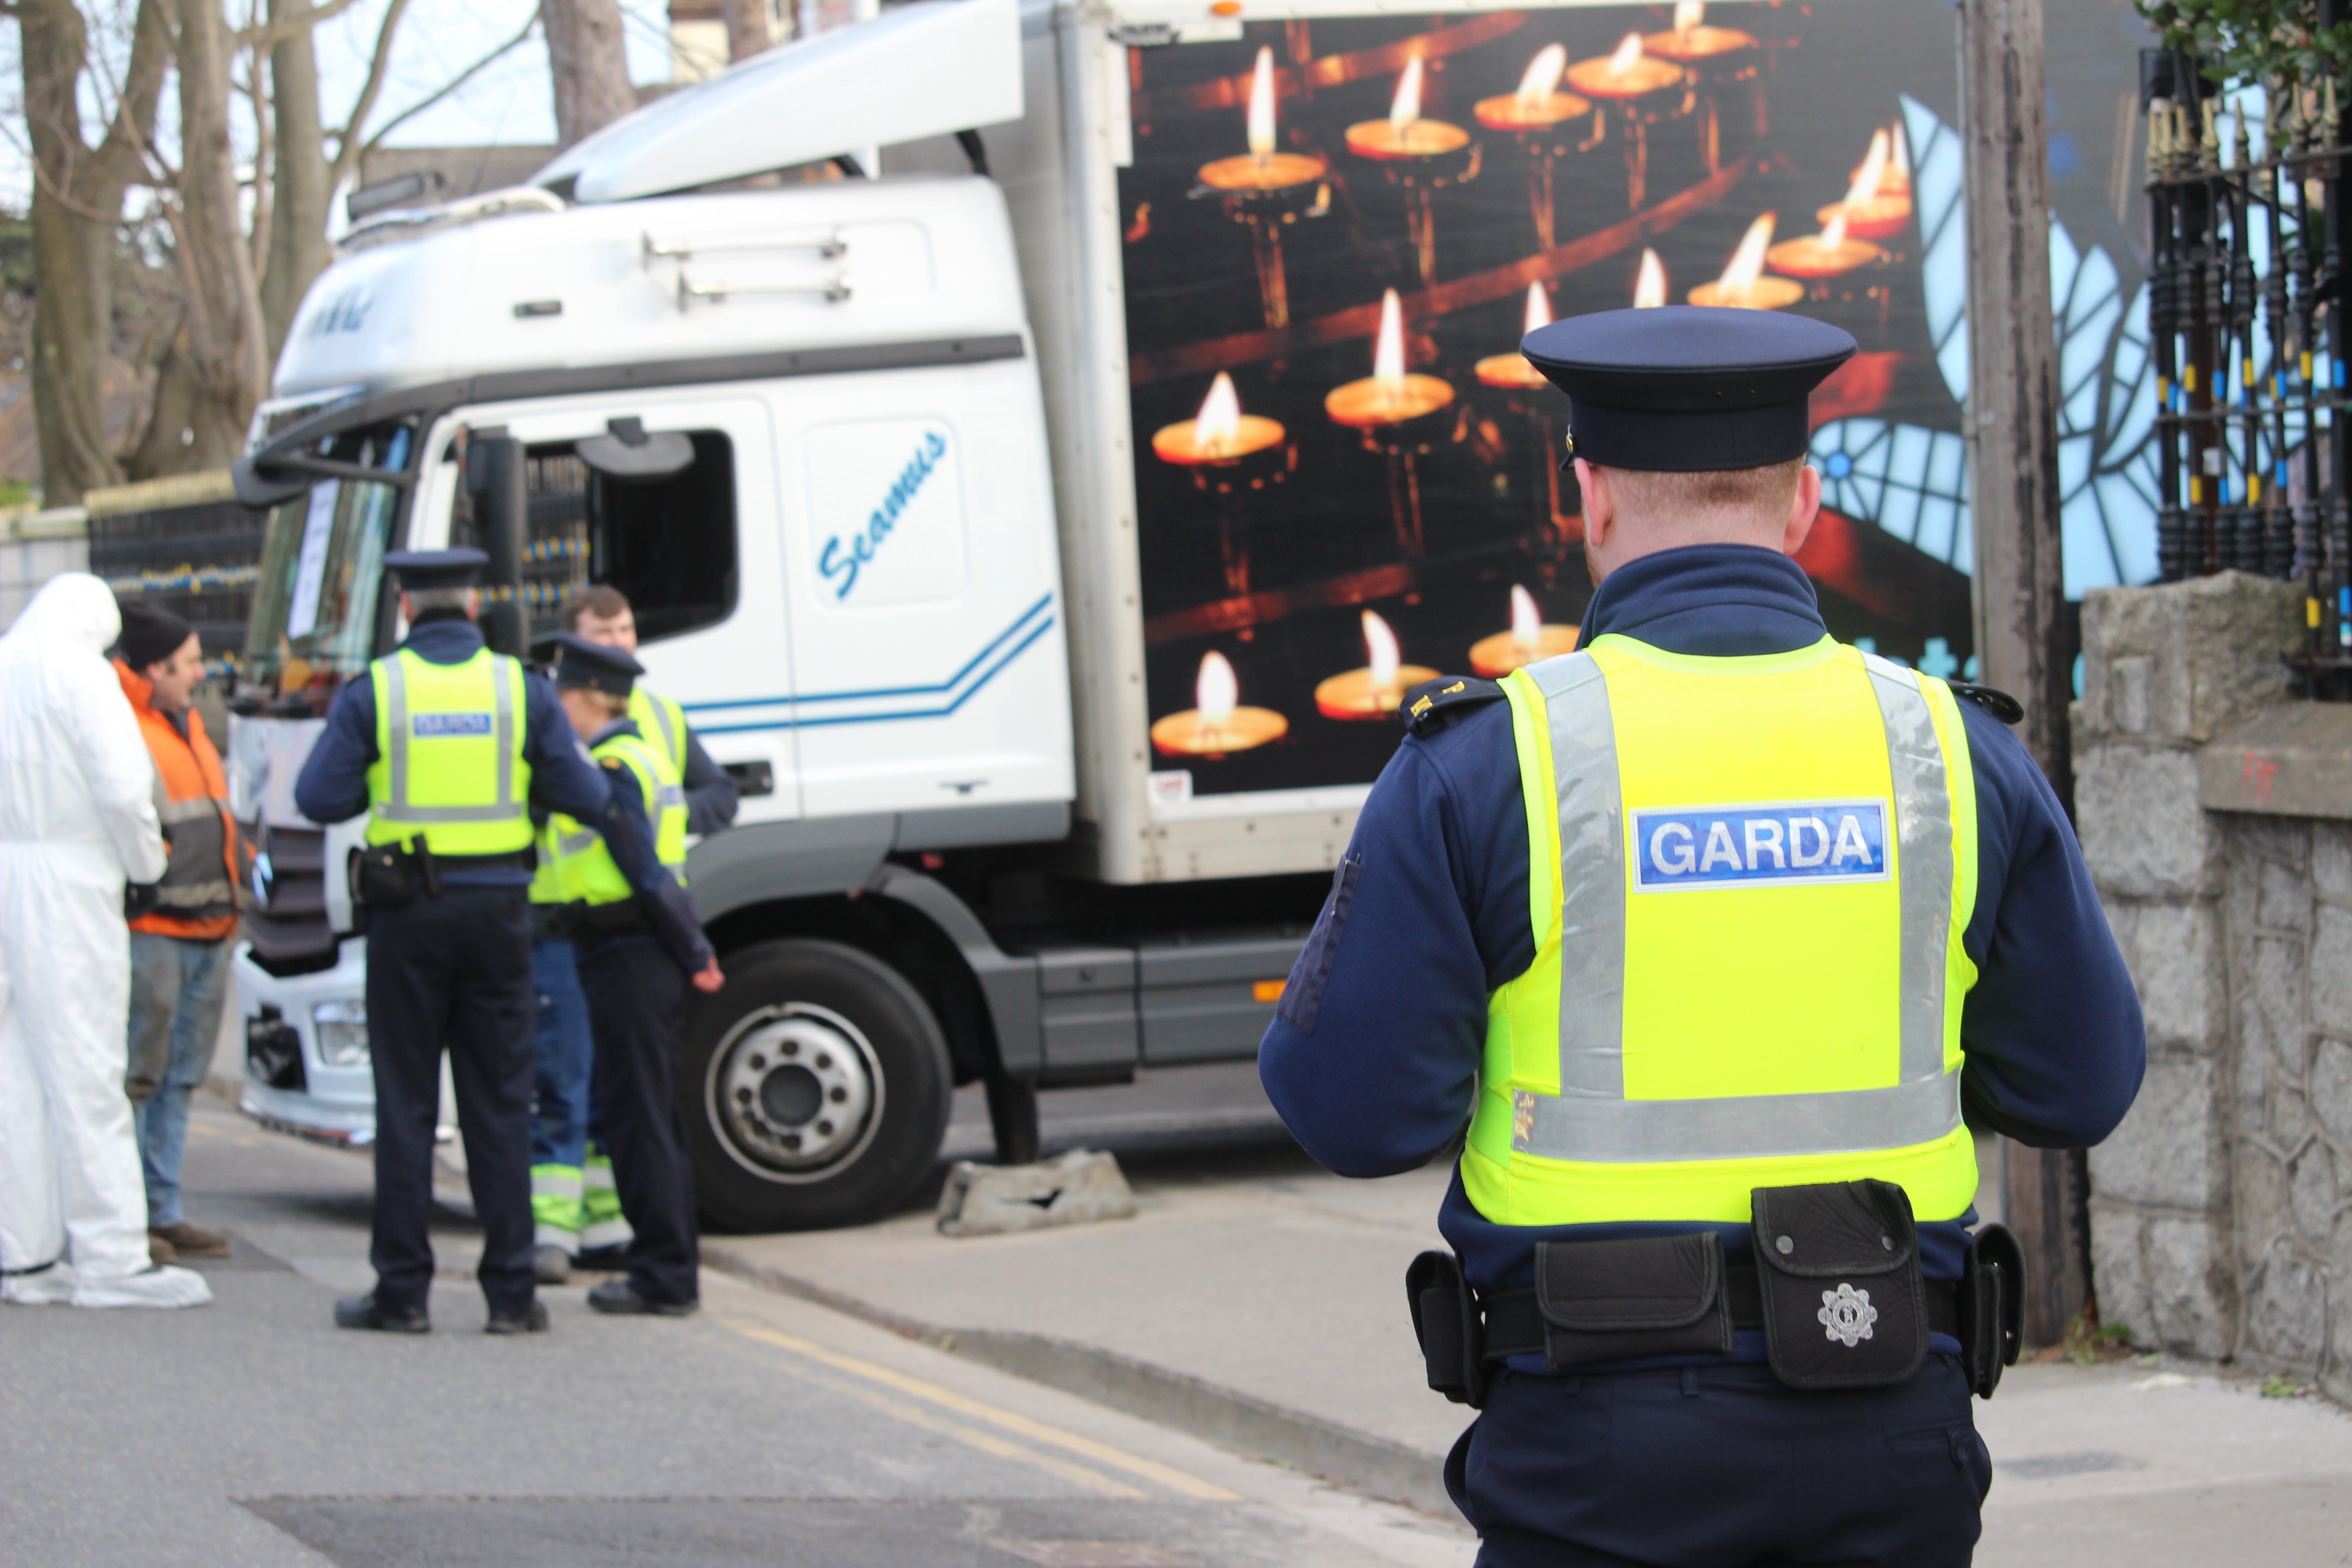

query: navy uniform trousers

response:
[580,936,699,1305]
[1450,1356,1993,1568]
[365,886,538,1314]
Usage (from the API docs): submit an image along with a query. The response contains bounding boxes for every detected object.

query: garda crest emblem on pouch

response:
[1818,1283,1878,1347]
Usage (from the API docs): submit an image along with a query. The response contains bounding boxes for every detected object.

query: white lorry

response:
[226,0,1987,1228]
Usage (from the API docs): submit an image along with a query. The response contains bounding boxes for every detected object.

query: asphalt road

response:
[0,1095,1471,1568]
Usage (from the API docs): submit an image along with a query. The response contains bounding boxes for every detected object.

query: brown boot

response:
[151,1221,230,1259]
[148,1234,178,1267]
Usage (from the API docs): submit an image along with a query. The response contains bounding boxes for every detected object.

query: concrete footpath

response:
[700,1063,2352,1563]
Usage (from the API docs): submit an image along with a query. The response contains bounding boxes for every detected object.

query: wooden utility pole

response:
[1959,0,2093,1347]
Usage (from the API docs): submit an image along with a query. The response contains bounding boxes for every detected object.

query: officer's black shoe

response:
[484,1298,551,1335]
[534,1245,572,1286]
[334,1292,430,1333]
[586,1279,697,1318]
[573,1245,629,1272]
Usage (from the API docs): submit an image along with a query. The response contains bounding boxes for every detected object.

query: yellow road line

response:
[719,1318,1241,1503]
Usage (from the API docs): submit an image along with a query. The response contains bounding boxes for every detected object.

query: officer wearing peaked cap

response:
[1259,308,2147,1568]
[294,549,679,1336]
[543,634,721,1317]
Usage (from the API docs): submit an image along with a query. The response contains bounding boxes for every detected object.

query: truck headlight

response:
[313,1000,370,1067]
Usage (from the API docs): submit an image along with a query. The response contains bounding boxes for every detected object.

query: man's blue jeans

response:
[531,936,595,1171]
[125,933,233,1228]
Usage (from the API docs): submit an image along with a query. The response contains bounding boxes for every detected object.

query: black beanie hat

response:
[116,598,196,671]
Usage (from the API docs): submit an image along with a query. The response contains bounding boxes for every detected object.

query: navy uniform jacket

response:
[293,614,667,899]
[1259,545,2146,1353]
[577,715,718,975]
[669,708,740,838]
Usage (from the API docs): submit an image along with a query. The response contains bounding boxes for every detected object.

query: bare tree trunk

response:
[170,0,274,470]
[724,0,774,62]
[262,0,333,363]
[16,0,171,504]
[544,0,635,150]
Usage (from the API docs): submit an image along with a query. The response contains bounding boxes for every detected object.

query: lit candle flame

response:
[1606,32,1644,77]
[1820,211,1849,250]
[1842,129,1890,210]
[1716,213,1775,300]
[1193,372,1243,457]
[1523,281,1553,334]
[1889,119,1910,180]
[1510,586,1543,652]
[1390,56,1424,135]
[1634,248,1668,308]
[1514,44,1567,110]
[1196,650,1239,729]
[1373,288,1406,387]
[1247,47,1277,159]
[1362,610,1401,688]
[1673,1,1704,32]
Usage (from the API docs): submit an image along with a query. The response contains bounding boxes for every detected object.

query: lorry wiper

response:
[250,451,416,489]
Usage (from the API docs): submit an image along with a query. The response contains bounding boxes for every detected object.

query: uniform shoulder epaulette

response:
[601,755,624,769]
[1944,681,2024,725]
[1400,674,1507,736]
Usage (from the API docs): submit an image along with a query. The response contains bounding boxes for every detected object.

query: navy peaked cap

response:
[550,632,643,697]
[1520,306,1856,472]
[385,548,488,589]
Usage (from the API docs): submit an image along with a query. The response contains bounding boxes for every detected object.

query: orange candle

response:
[1475,44,1591,132]
[1477,282,1555,390]
[1686,213,1805,310]
[1816,128,1911,239]
[1152,373,1287,466]
[1641,2,1759,65]
[1328,289,1455,428]
[1314,610,1437,720]
[1200,46,1329,193]
[1151,651,1288,756]
[1764,211,1887,280]
[1564,32,1685,102]
[1469,586,1579,676]
[1346,56,1473,159]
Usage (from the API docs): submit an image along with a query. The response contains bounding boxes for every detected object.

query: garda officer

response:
[293,550,673,1335]
[1258,307,2147,1567]
[544,634,722,1317]
[528,586,738,1281]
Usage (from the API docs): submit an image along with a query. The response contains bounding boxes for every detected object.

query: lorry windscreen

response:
[241,420,415,709]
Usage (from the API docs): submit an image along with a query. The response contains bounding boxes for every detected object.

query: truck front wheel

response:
[683,938,953,1231]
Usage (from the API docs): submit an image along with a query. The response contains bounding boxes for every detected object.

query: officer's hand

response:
[692,960,725,994]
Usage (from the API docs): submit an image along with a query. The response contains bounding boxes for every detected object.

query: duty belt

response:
[1476,1263,1962,1362]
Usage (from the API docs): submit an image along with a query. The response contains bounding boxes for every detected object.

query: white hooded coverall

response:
[0,573,180,1288]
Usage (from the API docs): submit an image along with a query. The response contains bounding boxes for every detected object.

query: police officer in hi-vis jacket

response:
[1259,308,2146,1568]
[294,550,676,1336]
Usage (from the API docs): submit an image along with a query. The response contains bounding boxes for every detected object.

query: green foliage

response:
[2259,1372,2314,1398]
[0,479,37,510]
[2138,0,2352,90]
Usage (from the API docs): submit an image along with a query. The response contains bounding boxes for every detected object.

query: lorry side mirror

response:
[466,435,529,658]
[231,454,314,511]
[577,416,695,481]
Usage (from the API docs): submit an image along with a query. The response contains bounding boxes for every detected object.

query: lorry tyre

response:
[683,938,953,1231]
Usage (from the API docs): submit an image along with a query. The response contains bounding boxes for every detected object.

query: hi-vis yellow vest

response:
[549,730,688,908]
[1464,633,1981,1229]
[629,685,689,776]
[366,648,533,856]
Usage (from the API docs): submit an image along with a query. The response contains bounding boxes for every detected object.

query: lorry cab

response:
[226,0,1318,1227]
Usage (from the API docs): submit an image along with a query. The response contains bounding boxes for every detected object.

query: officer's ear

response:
[1780,463,1823,559]
[1577,458,1614,553]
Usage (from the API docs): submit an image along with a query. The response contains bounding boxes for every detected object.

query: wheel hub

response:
[710,1004,880,1178]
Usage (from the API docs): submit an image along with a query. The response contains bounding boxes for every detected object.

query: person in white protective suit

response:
[0,573,213,1308]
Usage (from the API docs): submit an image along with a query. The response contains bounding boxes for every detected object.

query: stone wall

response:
[2075,571,2352,1403]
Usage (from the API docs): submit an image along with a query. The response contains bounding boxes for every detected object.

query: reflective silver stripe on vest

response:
[657,784,686,810]
[1515,647,1961,1164]
[1526,652,1627,1099]
[651,696,684,771]
[379,656,521,824]
[557,826,602,857]
[148,768,234,910]
[157,796,224,824]
[1860,652,1957,1088]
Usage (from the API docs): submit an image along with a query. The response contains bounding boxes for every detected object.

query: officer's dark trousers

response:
[365,887,536,1315]
[580,936,698,1305]
[1449,1356,1992,1568]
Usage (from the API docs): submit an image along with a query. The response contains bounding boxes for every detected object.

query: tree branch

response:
[349,5,541,165]
[230,0,366,54]
[324,0,415,196]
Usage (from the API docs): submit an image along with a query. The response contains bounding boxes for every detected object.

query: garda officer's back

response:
[294,549,674,1335]
[1259,308,2147,1568]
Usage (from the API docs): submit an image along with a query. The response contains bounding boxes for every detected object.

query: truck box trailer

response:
[224,0,2156,1229]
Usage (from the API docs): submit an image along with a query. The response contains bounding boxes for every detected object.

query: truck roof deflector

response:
[534,0,1024,204]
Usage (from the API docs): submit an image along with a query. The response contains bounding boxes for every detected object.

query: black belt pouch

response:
[1406,1251,1487,1408]
[351,844,416,910]
[1751,1179,1926,1390]
[1534,1232,1732,1367]
[1958,1222,2026,1398]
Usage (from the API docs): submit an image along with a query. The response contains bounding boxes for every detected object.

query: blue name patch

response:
[412,713,492,737]
[1630,799,1891,892]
